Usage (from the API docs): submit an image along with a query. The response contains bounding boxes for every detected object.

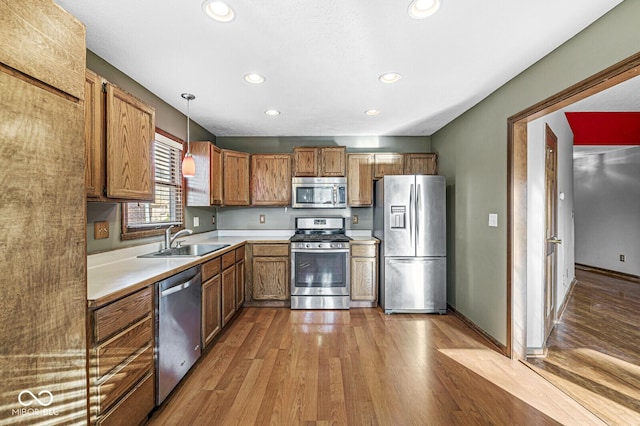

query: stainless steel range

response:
[290,216,351,310]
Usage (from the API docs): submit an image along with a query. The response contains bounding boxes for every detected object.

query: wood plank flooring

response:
[148,307,603,425]
[527,268,640,425]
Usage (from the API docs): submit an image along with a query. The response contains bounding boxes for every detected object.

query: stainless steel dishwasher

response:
[156,265,202,405]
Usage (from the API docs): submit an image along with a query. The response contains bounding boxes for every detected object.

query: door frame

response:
[506,52,640,359]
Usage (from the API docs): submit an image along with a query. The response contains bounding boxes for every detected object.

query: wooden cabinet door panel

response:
[374,153,404,178]
[252,257,289,300]
[251,154,292,205]
[347,153,373,206]
[404,153,438,175]
[211,145,223,205]
[105,84,155,200]
[223,150,250,205]
[320,147,346,176]
[202,275,221,348]
[236,259,245,310]
[351,257,377,301]
[85,69,104,198]
[293,147,318,176]
[221,266,236,326]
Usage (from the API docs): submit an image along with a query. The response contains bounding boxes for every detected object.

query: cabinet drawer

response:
[235,245,245,262]
[202,257,221,281]
[96,345,153,415]
[252,244,289,257]
[97,372,154,426]
[351,244,376,258]
[222,251,235,270]
[94,316,152,381]
[94,287,152,343]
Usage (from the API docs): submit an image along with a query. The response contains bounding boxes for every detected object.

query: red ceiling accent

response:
[565,112,640,145]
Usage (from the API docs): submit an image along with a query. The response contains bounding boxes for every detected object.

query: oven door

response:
[290,248,350,296]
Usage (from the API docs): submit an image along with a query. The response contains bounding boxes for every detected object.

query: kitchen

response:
[3,0,635,424]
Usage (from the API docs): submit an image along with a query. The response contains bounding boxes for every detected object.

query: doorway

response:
[507,52,640,360]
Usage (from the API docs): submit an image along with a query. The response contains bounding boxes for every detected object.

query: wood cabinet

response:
[89,287,155,425]
[246,243,290,304]
[347,153,373,206]
[251,154,292,205]
[222,150,250,205]
[293,147,319,176]
[350,242,379,307]
[404,153,438,175]
[373,153,404,178]
[320,147,346,176]
[220,246,245,327]
[235,246,246,310]
[85,71,156,202]
[85,69,104,198]
[186,142,223,206]
[293,146,346,177]
[202,257,222,348]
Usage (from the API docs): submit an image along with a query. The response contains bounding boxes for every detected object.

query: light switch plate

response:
[352,215,359,224]
[488,213,498,228]
[193,216,200,227]
[94,221,109,239]
[259,214,266,224]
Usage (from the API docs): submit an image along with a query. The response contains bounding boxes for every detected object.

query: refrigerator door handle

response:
[416,183,421,248]
[409,183,414,250]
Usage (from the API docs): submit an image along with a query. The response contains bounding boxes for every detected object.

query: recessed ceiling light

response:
[244,73,266,84]
[265,109,280,116]
[379,72,402,84]
[365,109,381,116]
[408,0,441,19]
[202,0,235,22]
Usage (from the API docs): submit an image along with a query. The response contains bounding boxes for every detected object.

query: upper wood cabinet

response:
[347,154,373,206]
[251,154,291,206]
[293,146,346,177]
[85,69,104,198]
[320,147,346,176]
[293,147,318,176]
[186,142,223,207]
[85,71,156,202]
[105,83,155,200]
[222,150,250,206]
[373,153,404,178]
[404,153,438,175]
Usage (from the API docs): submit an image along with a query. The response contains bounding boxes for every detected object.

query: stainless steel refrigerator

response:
[373,175,446,314]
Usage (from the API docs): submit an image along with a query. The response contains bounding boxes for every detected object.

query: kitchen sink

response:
[138,244,230,258]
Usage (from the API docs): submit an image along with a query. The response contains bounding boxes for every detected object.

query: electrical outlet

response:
[94,221,109,240]
[212,215,216,225]
[259,214,266,224]
[352,215,359,224]
[620,254,626,262]
[488,213,498,227]
[193,216,200,227]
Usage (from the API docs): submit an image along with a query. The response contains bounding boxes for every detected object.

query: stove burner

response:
[290,233,351,243]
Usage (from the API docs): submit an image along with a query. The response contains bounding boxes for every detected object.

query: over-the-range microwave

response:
[292,177,347,208]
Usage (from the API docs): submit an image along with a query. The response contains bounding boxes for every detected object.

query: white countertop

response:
[87,229,376,307]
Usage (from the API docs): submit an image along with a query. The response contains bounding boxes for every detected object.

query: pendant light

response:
[181,93,196,178]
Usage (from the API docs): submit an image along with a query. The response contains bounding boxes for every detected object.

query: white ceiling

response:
[56,0,622,137]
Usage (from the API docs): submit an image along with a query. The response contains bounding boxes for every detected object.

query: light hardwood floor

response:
[527,268,640,425]
[147,307,603,425]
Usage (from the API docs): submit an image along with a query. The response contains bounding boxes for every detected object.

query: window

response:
[122,131,184,239]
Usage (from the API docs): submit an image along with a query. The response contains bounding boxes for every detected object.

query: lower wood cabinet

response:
[202,256,222,349]
[245,242,290,305]
[350,241,379,307]
[221,253,237,326]
[89,287,155,425]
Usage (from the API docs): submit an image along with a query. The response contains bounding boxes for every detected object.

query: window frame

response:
[121,128,186,240]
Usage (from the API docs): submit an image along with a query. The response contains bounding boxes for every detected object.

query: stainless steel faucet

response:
[164,225,193,250]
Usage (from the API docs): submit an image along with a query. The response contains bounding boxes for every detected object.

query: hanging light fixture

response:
[181,93,196,178]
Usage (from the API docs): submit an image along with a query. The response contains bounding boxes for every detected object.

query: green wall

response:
[432,1,640,346]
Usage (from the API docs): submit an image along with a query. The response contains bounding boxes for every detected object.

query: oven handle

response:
[291,248,350,254]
